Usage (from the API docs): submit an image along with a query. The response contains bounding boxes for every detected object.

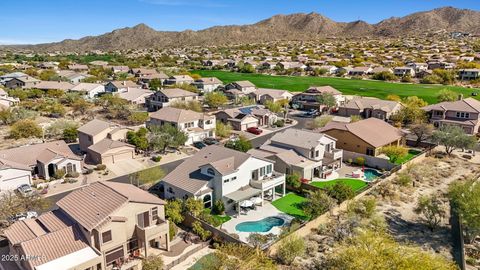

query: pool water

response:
[235,217,285,232]
[364,168,382,181]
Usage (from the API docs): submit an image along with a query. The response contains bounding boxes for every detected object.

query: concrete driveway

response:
[107,159,146,176]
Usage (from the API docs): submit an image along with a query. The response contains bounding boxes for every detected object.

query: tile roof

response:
[87,138,134,155]
[159,88,198,98]
[77,119,113,136]
[149,107,212,123]
[307,86,342,95]
[70,82,103,92]
[320,118,404,148]
[270,128,332,149]
[35,81,75,91]
[422,98,480,113]
[163,145,250,194]
[342,97,401,112]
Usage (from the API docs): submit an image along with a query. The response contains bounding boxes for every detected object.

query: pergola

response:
[225,186,262,216]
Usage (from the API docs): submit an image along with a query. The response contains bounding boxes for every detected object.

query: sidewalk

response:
[43,151,190,198]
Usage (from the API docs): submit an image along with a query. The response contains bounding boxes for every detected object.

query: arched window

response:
[203,194,212,208]
[207,168,215,175]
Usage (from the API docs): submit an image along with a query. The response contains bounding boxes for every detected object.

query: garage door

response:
[112,151,133,163]
[246,122,258,128]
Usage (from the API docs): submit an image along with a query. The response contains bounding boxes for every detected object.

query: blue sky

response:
[1,0,478,44]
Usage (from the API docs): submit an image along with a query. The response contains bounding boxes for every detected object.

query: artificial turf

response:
[310,178,368,192]
[192,70,480,104]
[271,193,309,220]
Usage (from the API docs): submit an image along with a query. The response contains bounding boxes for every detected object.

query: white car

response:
[17,184,34,197]
[10,211,38,222]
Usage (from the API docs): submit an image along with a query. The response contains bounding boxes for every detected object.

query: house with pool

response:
[161,145,286,214]
[248,128,343,181]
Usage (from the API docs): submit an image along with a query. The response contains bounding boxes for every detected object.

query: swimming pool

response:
[364,168,382,181]
[235,217,285,233]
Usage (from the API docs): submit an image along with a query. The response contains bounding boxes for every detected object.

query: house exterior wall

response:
[0,168,32,192]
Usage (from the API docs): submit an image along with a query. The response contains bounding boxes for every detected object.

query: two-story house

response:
[422,97,480,135]
[249,88,294,104]
[147,107,215,145]
[4,181,170,270]
[225,80,257,94]
[77,119,135,165]
[393,67,416,77]
[337,97,403,121]
[69,83,105,99]
[162,146,286,213]
[164,75,194,86]
[248,128,342,180]
[104,81,138,93]
[193,77,223,93]
[145,88,199,111]
[458,69,480,80]
[292,86,345,111]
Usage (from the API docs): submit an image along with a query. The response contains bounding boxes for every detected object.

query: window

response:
[266,165,272,174]
[207,168,215,175]
[136,211,150,229]
[259,167,266,177]
[231,176,237,181]
[127,238,139,252]
[102,230,112,244]
[434,111,443,116]
[105,246,124,266]
[315,150,319,157]
[223,178,230,183]
[167,187,175,194]
[151,207,158,222]
[366,148,375,156]
[456,112,470,119]
[203,194,212,208]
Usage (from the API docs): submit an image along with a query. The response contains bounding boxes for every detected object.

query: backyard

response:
[192,70,480,104]
[393,149,423,165]
[271,193,309,221]
[310,178,368,192]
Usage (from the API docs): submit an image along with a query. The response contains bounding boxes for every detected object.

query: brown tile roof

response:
[0,140,80,167]
[35,81,75,91]
[307,86,342,95]
[0,157,31,171]
[270,128,330,149]
[163,145,250,195]
[87,138,134,155]
[107,80,138,88]
[57,181,164,231]
[423,97,480,113]
[196,77,223,85]
[159,88,198,98]
[342,97,402,112]
[320,118,404,148]
[20,225,91,268]
[77,119,114,136]
[149,107,212,123]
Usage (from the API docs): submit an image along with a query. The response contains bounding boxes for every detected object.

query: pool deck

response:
[221,202,294,243]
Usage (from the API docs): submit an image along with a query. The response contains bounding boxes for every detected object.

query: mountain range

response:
[5,7,480,52]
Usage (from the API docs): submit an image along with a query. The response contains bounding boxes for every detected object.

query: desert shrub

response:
[213,200,225,215]
[277,234,305,265]
[66,172,80,178]
[95,164,107,170]
[355,157,366,166]
[192,221,211,241]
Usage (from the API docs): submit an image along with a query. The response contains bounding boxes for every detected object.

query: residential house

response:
[77,119,135,165]
[67,64,89,71]
[105,81,138,93]
[164,75,194,86]
[337,97,403,120]
[371,67,393,75]
[193,77,223,93]
[4,76,40,89]
[319,118,405,156]
[422,97,480,135]
[129,68,158,78]
[348,67,372,76]
[277,62,307,70]
[34,81,75,92]
[406,62,428,73]
[138,73,169,89]
[458,69,480,80]
[0,88,20,108]
[0,72,29,85]
[145,88,199,111]
[118,88,154,105]
[393,67,416,77]
[292,86,345,111]
[225,81,257,94]
[0,140,82,184]
[147,107,215,145]
[111,65,130,74]
[162,145,286,213]
[249,128,343,180]
[215,105,277,130]
[249,88,293,104]
[4,181,170,270]
[57,70,88,84]
[70,83,105,99]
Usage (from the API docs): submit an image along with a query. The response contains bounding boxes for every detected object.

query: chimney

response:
[458,94,464,100]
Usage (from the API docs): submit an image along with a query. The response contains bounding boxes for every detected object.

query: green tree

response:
[449,179,480,243]
[142,255,163,270]
[316,93,337,111]
[312,115,333,129]
[432,125,477,155]
[165,198,184,224]
[302,190,336,218]
[71,98,92,118]
[0,192,52,225]
[204,92,228,109]
[148,124,188,152]
[286,174,301,189]
[208,243,277,270]
[170,100,203,112]
[9,119,42,139]
[213,199,225,215]
[128,111,149,125]
[127,129,149,151]
[215,121,232,138]
[63,127,78,143]
[277,234,306,265]
[386,94,401,102]
[437,89,458,102]
[414,195,446,231]
[410,122,434,146]
[326,182,355,203]
[39,69,57,81]
[264,100,282,114]
[148,78,162,90]
[372,71,396,81]
[380,145,408,164]
[391,96,428,126]
[183,197,204,217]
[224,136,252,152]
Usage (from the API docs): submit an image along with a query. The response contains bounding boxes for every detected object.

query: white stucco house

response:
[69,83,105,99]
[162,146,286,213]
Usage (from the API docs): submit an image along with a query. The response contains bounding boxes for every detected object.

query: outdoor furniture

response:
[240,200,254,208]
[251,197,263,205]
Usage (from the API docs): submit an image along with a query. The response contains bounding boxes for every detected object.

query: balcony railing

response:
[250,172,285,190]
[135,220,169,242]
[325,149,343,160]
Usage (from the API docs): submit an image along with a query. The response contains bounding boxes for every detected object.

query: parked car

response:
[204,137,219,145]
[303,109,319,117]
[9,211,38,223]
[193,141,207,149]
[17,184,34,197]
[247,127,263,135]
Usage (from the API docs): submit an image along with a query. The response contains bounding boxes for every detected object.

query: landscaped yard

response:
[393,149,422,165]
[188,253,217,270]
[311,178,368,192]
[212,214,231,224]
[271,193,309,220]
[192,70,480,104]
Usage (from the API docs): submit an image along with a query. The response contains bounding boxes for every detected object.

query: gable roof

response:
[149,107,212,123]
[270,128,334,150]
[87,138,134,155]
[163,145,251,195]
[35,81,74,91]
[254,88,293,99]
[342,97,402,112]
[422,97,480,113]
[57,181,164,231]
[77,119,113,136]
[158,88,198,98]
[320,118,404,147]
[234,80,255,88]
[70,83,103,92]
[307,86,342,95]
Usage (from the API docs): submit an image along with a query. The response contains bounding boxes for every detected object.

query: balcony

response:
[250,172,285,190]
[325,149,343,160]
[135,220,169,242]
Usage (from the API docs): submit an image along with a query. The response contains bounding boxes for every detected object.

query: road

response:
[44,115,311,208]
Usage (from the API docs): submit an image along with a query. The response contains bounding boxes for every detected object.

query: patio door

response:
[137,211,150,229]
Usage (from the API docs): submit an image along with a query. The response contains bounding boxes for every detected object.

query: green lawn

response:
[310,178,368,192]
[192,70,480,104]
[271,193,309,220]
[188,254,218,270]
[212,214,231,224]
[394,149,422,165]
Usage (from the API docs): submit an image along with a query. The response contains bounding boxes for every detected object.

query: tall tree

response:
[432,125,477,155]
[410,122,434,146]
